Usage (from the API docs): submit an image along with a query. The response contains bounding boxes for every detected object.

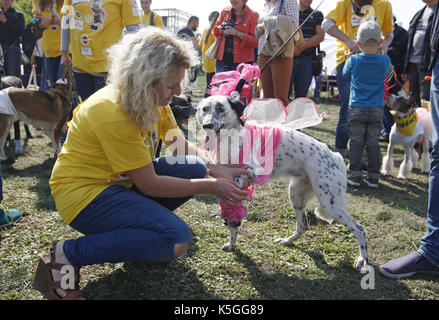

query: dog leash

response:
[259,0,326,74]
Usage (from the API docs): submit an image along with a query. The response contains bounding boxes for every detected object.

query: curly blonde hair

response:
[106,28,198,131]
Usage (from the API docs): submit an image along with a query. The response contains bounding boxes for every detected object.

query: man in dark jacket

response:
[0,0,25,77]
[380,1,439,279]
[401,0,437,107]
[381,17,409,140]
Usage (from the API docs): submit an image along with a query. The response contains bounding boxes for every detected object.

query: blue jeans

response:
[63,155,207,268]
[335,62,351,155]
[288,55,313,99]
[381,105,394,137]
[74,72,107,101]
[314,75,322,98]
[215,59,240,73]
[40,56,64,91]
[419,58,439,268]
[3,44,21,77]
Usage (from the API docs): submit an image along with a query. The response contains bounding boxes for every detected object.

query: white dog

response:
[197,95,369,270]
[381,94,433,179]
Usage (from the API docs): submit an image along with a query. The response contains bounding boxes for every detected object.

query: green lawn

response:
[0,76,438,300]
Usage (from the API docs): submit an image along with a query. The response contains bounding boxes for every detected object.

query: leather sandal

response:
[32,242,85,300]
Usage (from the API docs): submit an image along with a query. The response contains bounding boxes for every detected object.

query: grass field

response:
[0,75,438,300]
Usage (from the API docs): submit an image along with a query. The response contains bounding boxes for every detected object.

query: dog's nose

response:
[203,124,214,130]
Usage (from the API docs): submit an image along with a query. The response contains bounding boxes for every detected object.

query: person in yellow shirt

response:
[32,28,252,300]
[32,0,64,91]
[60,0,142,101]
[321,0,394,157]
[140,0,164,29]
[199,11,219,97]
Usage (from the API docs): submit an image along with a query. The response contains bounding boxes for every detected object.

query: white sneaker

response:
[14,139,23,153]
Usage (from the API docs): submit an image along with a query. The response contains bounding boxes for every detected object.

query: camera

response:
[220,21,234,30]
[27,17,41,29]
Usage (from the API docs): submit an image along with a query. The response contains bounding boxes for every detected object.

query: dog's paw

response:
[274,238,292,246]
[380,170,390,177]
[354,256,369,270]
[396,174,408,180]
[222,243,235,252]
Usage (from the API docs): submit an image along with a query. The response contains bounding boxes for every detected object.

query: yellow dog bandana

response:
[391,109,418,137]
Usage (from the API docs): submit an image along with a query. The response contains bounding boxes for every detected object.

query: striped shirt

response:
[258,0,300,54]
[298,7,324,57]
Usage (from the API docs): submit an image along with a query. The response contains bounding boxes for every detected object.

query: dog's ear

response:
[227,97,245,126]
[170,95,189,107]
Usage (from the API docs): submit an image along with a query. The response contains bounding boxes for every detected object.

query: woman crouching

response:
[32,28,251,300]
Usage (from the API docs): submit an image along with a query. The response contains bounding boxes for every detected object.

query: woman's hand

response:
[60,51,72,68]
[34,13,53,29]
[345,38,360,54]
[224,26,243,39]
[210,178,249,207]
[257,23,264,36]
[208,164,254,184]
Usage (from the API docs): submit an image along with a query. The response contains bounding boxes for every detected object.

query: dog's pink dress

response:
[206,63,327,223]
[219,122,282,222]
[214,98,327,223]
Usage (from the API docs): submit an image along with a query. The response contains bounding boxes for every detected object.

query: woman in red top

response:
[213,0,259,73]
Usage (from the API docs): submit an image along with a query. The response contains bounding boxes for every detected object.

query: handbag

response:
[312,46,323,76]
[27,65,40,91]
[205,38,220,60]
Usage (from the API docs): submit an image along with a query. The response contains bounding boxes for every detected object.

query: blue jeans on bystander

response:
[40,56,64,91]
[335,61,351,156]
[419,57,439,268]
[74,72,107,101]
[2,44,21,77]
[288,55,313,99]
[62,155,208,268]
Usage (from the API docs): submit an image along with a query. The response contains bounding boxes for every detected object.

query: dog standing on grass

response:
[0,81,71,160]
[197,95,370,270]
[381,94,433,179]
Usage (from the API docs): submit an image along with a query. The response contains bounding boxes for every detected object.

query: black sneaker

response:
[363,177,379,188]
[380,251,439,279]
[347,174,361,187]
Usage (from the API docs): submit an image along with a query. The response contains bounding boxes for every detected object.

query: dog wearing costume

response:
[381,94,433,179]
[196,64,370,271]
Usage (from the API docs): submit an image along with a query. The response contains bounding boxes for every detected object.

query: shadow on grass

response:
[2,157,57,211]
[78,230,221,300]
[348,175,428,218]
[233,249,415,300]
[81,260,221,300]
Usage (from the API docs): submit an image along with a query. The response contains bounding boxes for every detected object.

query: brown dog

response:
[0,82,71,160]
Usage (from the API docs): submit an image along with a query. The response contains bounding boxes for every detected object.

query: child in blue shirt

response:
[343,21,392,188]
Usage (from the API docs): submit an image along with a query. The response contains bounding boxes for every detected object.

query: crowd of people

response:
[1,0,439,299]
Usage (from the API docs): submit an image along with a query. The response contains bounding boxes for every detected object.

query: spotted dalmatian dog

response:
[197,95,369,270]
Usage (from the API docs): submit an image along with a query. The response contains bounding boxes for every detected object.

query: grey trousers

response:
[348,106,384,178]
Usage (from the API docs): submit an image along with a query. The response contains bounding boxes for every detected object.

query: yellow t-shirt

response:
[326,0,394,67]
[63,0,142,73]
[199,27,216,74]
[32,0,63,58]
[141,11,164,29]
[49,85,180,224]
